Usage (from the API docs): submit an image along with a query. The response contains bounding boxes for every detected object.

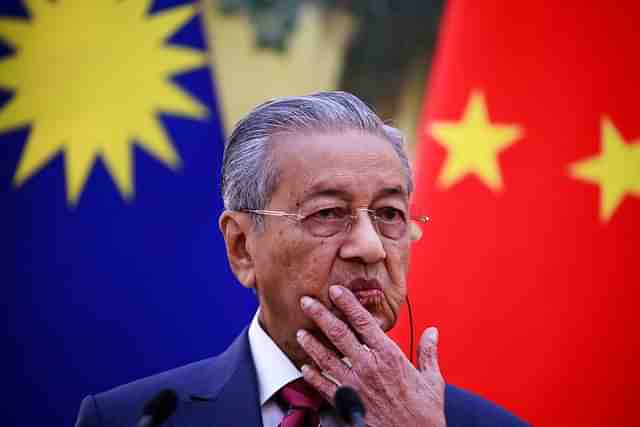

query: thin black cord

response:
[406,294,415,365]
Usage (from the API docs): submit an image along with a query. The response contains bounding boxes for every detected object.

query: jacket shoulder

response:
[445,384,530,427]
[75,329,253,427]
[75,357,219,427]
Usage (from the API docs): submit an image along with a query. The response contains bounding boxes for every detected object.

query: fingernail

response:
[429,327,439,341]
[301,364,310,374]
[329,286,343,299]
[296,329,306,342]
[300,296,313,309]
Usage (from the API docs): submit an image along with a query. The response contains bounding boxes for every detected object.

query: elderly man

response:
[76,92,527,427]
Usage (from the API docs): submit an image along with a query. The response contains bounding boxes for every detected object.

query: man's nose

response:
[338,212,386,264]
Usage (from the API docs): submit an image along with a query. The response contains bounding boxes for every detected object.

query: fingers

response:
[296,329,351,378]
[300,295,363,358]
[418,327,441,374]
[327,285,387,350]
[300,364,339,404]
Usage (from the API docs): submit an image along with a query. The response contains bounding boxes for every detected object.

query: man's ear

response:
[219,211,256,289]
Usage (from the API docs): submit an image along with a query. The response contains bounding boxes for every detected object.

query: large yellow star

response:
[429,91,523,191]
[570,118,640,222]
[0,0,207,204]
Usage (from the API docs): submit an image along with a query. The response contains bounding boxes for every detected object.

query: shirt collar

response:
[248,308,302,405]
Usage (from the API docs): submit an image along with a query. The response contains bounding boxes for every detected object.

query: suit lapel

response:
[170,329,263,427]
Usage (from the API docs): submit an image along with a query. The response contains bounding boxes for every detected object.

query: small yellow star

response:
[429,91,523,191]
[570,117,640,222]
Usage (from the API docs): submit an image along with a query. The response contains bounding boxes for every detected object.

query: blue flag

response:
[0,1,256,425]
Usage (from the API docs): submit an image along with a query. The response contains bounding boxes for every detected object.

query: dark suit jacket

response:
[75,329,529,426]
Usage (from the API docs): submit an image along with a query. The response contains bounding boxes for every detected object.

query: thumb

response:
[418,326,441,374]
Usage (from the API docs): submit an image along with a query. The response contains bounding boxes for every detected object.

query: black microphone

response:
[335,386,366,427]
[136,389,178,427]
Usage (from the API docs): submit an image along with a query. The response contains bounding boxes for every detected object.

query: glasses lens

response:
[374,207,407,239]
[302,207,350,237]
[377,220,407,239]
[302,207,413,239]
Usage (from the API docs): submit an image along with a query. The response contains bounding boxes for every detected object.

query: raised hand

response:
[297,285,446,427]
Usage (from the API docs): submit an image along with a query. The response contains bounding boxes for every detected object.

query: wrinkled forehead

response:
[269,130,409,207]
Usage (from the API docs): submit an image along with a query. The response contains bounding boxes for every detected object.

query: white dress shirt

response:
[248,309,342,427]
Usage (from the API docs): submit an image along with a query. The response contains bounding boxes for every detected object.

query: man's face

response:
[250,130,412,366]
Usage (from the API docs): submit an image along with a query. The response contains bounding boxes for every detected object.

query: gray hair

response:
[221,91,414,216]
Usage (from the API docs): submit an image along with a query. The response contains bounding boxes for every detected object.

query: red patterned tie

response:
[277,378,325,427]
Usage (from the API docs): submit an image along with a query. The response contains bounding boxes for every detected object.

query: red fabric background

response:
[391,2,639,425]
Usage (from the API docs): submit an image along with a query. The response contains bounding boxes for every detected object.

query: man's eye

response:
[376,207,405,223]
[311,207,348,221]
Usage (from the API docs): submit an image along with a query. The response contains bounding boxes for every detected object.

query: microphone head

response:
[335,386,366,423]
[142,389,178,426]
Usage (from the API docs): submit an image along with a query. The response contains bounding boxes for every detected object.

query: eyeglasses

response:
[241,207,429,240]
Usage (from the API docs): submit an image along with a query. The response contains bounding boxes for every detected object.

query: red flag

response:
[392,2,639,426]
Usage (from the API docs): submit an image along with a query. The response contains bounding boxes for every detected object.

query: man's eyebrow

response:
[300,188,352,204]
[374,185,407,198]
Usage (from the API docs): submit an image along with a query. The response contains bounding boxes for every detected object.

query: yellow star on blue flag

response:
[0,1,255,425]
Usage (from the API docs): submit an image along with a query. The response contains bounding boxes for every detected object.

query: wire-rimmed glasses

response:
[241,207,429,240]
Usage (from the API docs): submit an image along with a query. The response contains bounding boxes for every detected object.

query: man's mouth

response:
[347,278,384,307]
[353,288,384,306]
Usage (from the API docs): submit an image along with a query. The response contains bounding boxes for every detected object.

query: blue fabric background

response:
[0,1,257,425]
